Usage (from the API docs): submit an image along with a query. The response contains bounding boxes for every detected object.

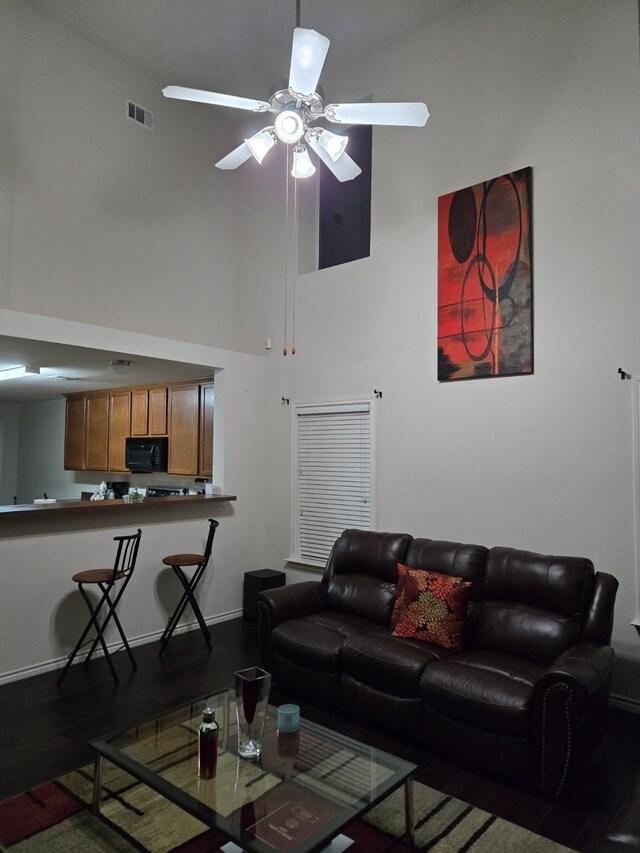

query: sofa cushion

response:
[482,547,594,615]
[326,573,397,626]
[272,611,385,672]
[391,565,472,650]
[325,529,412,583]
[404,539,488,602]
[272,620,344,672]
[419,648,545,736]
[469,548,596,664]
[342,633,452,697]
[470,600,585,665]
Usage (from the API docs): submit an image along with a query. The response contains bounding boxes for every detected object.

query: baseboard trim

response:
[0,609,243,686]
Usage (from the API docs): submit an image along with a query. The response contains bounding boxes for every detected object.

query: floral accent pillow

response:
[391,564,472,651]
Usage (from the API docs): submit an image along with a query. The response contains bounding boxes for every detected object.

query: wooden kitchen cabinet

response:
[149,387,167,435]
[84,393,109,471]
[130,389,149,436]
[167,384,200,475]
[199,382,214,478]
[64,378,212,473]
[108,390,131,472]
[130,387,166,436]
[64,396,86,470]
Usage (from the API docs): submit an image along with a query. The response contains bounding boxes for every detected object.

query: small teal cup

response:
[277,703,300,732]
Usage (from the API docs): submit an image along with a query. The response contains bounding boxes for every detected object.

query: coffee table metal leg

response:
[92,753,103,815]
[405,776,415,848]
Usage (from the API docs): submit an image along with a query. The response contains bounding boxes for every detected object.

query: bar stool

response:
[159,518,219,653]
[57,529,142,685]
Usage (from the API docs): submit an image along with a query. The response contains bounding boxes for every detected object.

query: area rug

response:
[0,761,574,852]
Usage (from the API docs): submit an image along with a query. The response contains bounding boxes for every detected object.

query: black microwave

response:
[125,438,168,472]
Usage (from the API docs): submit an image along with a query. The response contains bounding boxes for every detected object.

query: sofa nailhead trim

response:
[540,682,573,796]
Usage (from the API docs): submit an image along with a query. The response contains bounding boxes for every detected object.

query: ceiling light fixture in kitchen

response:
[110,359,131,375]
[0,365,40,382]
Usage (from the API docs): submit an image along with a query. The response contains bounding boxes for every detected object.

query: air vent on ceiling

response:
[127,100,153,129]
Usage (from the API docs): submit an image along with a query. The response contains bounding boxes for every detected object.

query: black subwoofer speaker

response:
[243,569,286,620]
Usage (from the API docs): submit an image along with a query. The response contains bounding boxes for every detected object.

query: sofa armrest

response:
[533,643,615,796]
[256,581,326,671]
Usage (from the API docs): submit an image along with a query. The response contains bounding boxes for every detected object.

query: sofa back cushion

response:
[471,547,595,664]
[324,529,411,625]
[403,539,487,601]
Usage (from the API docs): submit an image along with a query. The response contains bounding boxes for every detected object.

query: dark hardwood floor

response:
[0,617,638,851]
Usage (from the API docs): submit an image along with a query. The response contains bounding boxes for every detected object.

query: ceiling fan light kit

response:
[245,128,277,163]
[274,110,305,144]
[291,145,316,179]
[163,27,428,183]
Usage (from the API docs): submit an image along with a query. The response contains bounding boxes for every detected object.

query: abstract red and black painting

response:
[438,167,533,381]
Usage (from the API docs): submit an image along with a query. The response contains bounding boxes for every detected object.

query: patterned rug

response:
[0,761,574,852]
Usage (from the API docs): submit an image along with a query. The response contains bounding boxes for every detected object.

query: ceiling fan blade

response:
[306,133,362,182]
[215,142,253,170]
[326,102,429,127]
[289,28,330,98]
[163,86,269,113]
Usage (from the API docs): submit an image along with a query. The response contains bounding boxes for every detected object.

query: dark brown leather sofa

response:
[257,529,618,797]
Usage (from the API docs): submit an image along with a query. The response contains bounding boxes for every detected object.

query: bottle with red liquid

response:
[198,707,219,779]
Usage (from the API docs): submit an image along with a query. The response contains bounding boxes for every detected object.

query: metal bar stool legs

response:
[83,577,138,672]
[159,519,219,654]
[57,529,142,685]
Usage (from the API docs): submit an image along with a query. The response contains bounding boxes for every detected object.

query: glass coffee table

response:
[91,688,416,853]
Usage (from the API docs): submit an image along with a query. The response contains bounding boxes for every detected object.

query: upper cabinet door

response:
[149,387,168,435]
[167,384,200,475]
[84,393,109,470]
[64,396,86,470]
[199,383,214,478]
[108,390,131,472]
[130,389,149,436]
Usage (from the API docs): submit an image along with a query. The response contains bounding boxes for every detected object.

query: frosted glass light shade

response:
[317,129,348,162]
[274,110,304,144]
[291,146,316,179]
[245,129,276,163]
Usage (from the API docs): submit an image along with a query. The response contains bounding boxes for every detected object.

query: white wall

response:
[234,1,640,703]
[0,1,240,349]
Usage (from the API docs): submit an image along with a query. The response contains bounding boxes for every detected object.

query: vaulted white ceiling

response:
[25,0,462,102]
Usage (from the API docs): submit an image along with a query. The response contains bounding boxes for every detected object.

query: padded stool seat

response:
[159,519,219,653]
[163,554,203,567]
[72,569,126,583]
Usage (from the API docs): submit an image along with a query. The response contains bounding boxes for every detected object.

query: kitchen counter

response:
[0,493,236,518]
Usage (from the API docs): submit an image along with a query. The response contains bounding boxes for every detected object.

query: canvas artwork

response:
[437,167,532,381]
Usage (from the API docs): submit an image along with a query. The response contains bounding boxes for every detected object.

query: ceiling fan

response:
[163,27,429,182]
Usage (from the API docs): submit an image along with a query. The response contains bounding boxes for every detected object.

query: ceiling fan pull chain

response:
[291,172,298,355]
[283,148,290,356]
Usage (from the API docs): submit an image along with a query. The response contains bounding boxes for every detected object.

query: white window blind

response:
[293,401,374,567]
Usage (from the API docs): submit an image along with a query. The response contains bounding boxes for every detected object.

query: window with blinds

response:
[293,400,374,567]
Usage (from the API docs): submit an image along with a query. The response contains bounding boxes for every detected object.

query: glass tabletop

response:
[90,688,416,853]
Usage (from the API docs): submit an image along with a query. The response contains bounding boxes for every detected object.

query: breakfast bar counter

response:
[0,493,237,518]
